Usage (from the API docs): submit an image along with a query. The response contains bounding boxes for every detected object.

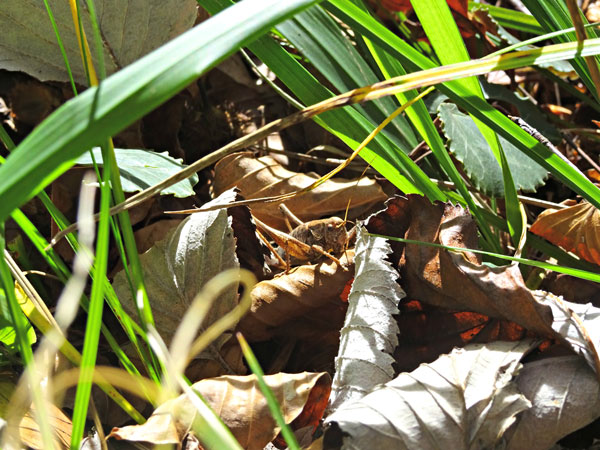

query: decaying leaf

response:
[370,195,600,375]
[530,201,600,266]
[0,377,72,449]
[394,299,530,373]
[504,356,600,449]
[237,251,354,342]
[329,226,405,411]
[109,372,331,450]
[0,0,197,84]
[212,152,386,228]
[325,340,534,450]
[112,189,239,352]
[398,195,555,336]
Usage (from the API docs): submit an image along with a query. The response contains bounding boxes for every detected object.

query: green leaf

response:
[480,81,561,144]
[0,0,323,223]
[0,0,198,84]
[438,103,548,197]
[0,289,36,354]
[76,148,198,197]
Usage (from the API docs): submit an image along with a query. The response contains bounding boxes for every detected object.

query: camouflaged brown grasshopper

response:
[253,205,352,271]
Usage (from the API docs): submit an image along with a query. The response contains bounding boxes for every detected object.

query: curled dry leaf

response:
[325,340,534,450]
[109,372,331,450]
[113,189,239,352]
[329,226,404,411]
[530,201,600,266]
[504,356,600,449]
[237,251,354,342]
[212,152,386,228]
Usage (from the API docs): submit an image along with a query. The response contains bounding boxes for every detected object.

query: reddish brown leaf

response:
[394,299,531,373]
[530,201,600,266]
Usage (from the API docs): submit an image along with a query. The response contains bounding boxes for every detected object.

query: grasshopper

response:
[253,206,350,271]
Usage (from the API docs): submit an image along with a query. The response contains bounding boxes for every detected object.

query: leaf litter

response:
[4,4,600,447]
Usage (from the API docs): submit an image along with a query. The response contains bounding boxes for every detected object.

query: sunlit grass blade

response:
[0,227,55,449]
[237,333,300,450]
[70,142,112,449]
[468,1,544,34]
[521,0,600,99]
[324,0,600,211]
[369,234,600,284]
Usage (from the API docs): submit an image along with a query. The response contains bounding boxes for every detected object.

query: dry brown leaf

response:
[0,377,72,449]
[237,251,354,342]
[212,152,386,228]
[366,195,600,374]
[398,195,555,336]
[530,200,600,266]
[109,372,331,450]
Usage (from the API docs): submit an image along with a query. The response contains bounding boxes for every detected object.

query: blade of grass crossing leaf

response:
[68,0,97,86]
[371,234,600,284]
[0,225,55,449]
[325,1,600,209]
[73,0,160,377]
[350,0,500,251]
[468,2,544,35]
[0,0,325,223]
[70,143,112,449]
[411,0,523,249]
[237,333,301,450]
[42,0,77,94]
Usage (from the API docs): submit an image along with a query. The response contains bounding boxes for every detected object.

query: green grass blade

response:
[411,0,520,250]
[42,0,77,94]
[325,1,600,211]
[0,0,324,222]
[70,143,112,449]
[237,333,300,450]
[521,0,600,99]
[469,2,544,34]
[277,7,418,152]
[370,234,600,283]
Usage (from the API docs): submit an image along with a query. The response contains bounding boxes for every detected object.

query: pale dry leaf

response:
[112,189,239,351]
[212,152,387,228]
[0,378,72,450]
[329,226,405,411]
[0,0,197,84]
[325,340,534,450]
[237,251,354,342]
[533,291,600,375]
[504,355,600,450]
[109,372,331,450]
